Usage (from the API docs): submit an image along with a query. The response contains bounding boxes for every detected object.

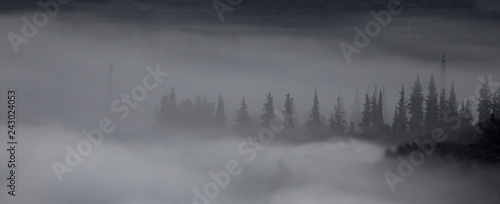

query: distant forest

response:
[155,73,500,166]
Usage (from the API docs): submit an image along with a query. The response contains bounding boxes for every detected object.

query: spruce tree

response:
[393,85,408,132]
[382,87,390,124]
[477,78,492,123]
[370,88,378,127]
[438,88,448,122]
[283,93,295,128]
[375,91,384,128]
[424,74,439,130]
[261,93,275,128]
[330,96,347,134]
[236,97,251,130]
[306,89,323,132]
[215,94,226,127]
[408,75,425,133]
[360,93,371,128]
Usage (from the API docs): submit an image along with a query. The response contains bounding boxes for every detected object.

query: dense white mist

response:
[1,124,499,204]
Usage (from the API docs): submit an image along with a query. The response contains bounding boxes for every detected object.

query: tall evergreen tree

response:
[374,91,384,128]
[236,97,251,131]
[306,89,323,132]
[438,88,448,122]
[360,93,371,128]
[477,78,492,123]
[283,93,295,128]
[329,96,347,134]
[393,85,408,132]
[382,87,391,123]
[261,93,275,128]
[370,87,378,126]
[215,94,226,127]
[448,82,458,115]
[424,74,439,130]
[408,75,425,133]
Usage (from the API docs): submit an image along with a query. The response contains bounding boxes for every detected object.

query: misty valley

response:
[1,0,500,204]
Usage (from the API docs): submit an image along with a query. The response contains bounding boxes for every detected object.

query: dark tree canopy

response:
[329,95,347,134]
[393,85,408,133]
[424,74,439,130]
[283,93,295,128]
[360,93,371,128]
[306,89,323,134]
[477,78,492,123]
[408,75,425,133]
[261,93,275,128]
[236,97,251,131]
[215,94,226,127]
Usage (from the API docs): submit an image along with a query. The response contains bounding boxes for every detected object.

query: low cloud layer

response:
[1,124,499,204]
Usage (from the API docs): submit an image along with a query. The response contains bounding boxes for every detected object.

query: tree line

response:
[155,74,500,143]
